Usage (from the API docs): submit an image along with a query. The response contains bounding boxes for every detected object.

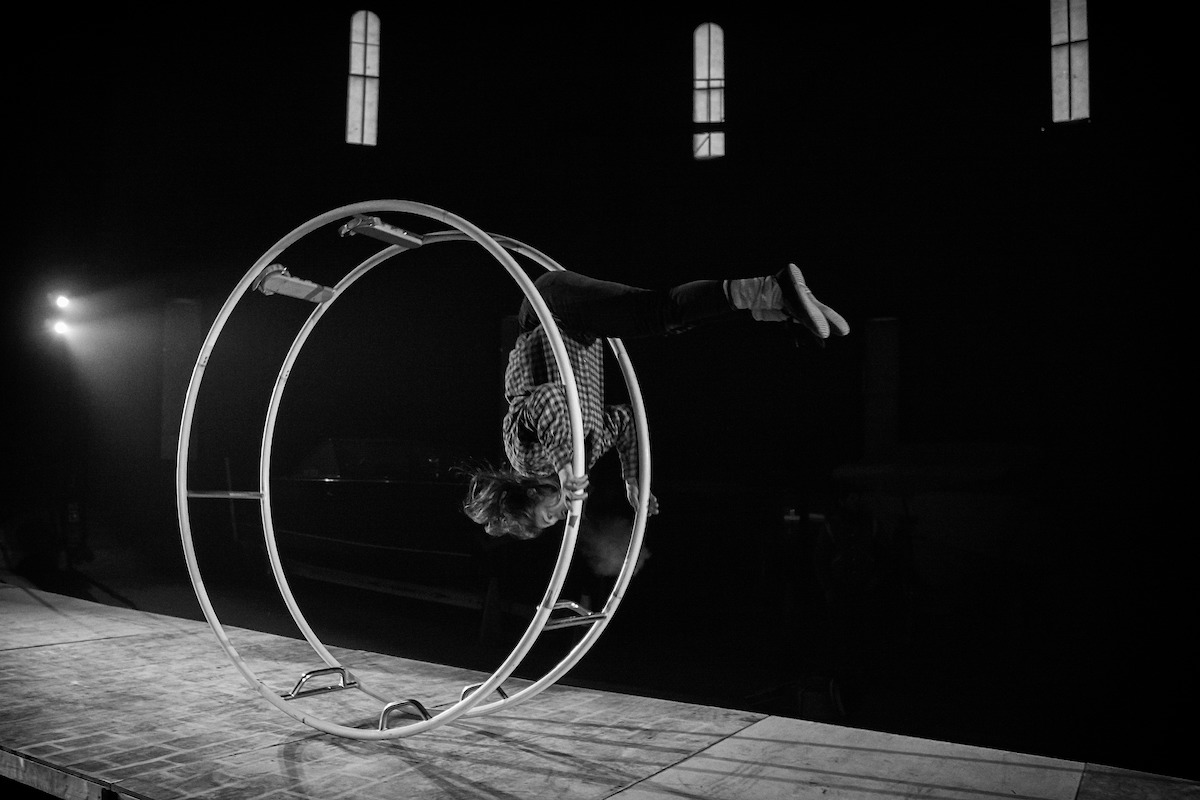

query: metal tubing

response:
[177,200,603,739]
[186,491,263,500]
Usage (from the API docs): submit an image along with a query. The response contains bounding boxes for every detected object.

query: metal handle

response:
[281,667,358,700]
[378,698,431,729]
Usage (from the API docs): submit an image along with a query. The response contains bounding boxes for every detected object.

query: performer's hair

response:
[461,463,556,540]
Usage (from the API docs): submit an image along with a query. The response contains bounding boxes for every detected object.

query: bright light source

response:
[52,320,70,335]
[55,294,71,309]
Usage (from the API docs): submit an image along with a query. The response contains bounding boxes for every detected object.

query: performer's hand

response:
[625,480,660,516]
[558,467,589,503]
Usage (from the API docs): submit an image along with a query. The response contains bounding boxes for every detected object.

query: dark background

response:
[4,3,1192,782]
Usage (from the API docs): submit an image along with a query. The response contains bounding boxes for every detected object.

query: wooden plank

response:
[1,749,109,800]
[609,715,1085,799]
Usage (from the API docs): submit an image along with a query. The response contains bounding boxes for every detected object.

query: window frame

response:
[1050,0,1089,123]
[693,23,726,160]
[346,10,381,146]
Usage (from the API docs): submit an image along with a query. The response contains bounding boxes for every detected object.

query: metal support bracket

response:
[251,264,336,303]
[460,683,509,703]
[378,698,431,729]
[338,215,425,249]
[281,667,358,700]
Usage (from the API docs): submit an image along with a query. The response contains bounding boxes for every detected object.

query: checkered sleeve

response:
[603,404,640,483]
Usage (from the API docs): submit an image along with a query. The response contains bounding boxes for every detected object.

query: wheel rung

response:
[544,601,608,630]
[339,215,424,249]
[544,613,607,630]
[187,489,262,501]
[187,490,262,500]
[251,264,335,303]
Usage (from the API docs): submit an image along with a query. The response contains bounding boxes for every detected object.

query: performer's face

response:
[531,489,568,530]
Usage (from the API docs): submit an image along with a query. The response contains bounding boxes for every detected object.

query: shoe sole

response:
[784,265,830,339]
[813,298,850,336]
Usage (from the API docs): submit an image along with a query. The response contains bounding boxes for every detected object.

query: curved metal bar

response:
[177,200,590,739]
[176,209,331,705]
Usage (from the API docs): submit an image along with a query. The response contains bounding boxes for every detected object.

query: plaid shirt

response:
[503,325,638,482]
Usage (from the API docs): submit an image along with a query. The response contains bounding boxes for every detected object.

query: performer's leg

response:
[520,268,848,340]
[519,271,734,339]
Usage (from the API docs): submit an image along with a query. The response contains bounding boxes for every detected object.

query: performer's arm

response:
[608,405,659,515]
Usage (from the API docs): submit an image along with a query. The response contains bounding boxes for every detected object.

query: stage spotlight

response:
[52,320,70,336]
[55,294,71,309]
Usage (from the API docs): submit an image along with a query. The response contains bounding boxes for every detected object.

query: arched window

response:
[347,10,380,145]
[1050,0,1089,122]
[693,23,725,159]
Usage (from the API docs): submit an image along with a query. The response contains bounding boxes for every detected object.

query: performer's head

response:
[462,466,566,540]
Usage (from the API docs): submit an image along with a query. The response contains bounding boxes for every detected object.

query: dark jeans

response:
[517,271,738,338]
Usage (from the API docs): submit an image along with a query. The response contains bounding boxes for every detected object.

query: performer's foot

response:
[776,264,849,339]
[725,269,849,339]
[776,265,827,338]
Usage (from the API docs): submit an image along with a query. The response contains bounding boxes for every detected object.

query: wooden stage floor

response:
[2,582,1195,800]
